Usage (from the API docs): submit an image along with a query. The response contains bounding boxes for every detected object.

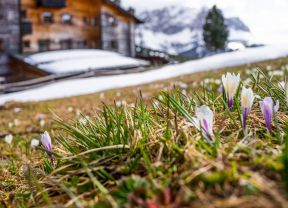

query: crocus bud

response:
[241,87,254,131]
[196,105,214,140]
[259,97,279,134]
[222,72,241,110]
[41,131,54,167]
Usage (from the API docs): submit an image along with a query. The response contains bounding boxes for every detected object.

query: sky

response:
[122,0,288,44]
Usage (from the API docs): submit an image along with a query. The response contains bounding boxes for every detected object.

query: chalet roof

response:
[103,0,144,24]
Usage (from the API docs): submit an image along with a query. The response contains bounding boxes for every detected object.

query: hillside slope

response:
[1,44,288,104]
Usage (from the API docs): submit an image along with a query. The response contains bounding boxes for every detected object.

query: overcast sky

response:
[123,0,288,44]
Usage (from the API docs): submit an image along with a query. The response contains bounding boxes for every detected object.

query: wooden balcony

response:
[37,0,66,8]
[21,21,32,35]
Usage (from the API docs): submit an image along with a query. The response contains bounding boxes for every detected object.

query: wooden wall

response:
[21,0,102,53]
[101,3,135,57]
[7,55,49,83]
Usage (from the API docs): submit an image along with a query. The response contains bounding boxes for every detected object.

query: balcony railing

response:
[21,21,32,35]
[135,46,169,60]
[37,0,66,8]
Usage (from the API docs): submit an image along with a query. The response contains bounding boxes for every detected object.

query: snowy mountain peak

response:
[137,6,254,55]
[226,17,250,32]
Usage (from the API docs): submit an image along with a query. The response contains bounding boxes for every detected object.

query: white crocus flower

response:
[39,119,45,127]
[279,81,288,107]
[195,105,214,140]
[4,134,13,145]
[241,87,254,110]
[241,87,254,131]
[222,72,241,110]
[31,139,40,148]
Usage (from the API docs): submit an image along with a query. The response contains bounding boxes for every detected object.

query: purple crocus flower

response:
[196,105,214,140]
[41,131,54,167]
[241,87,254,132]
[259,97,279,134]
[222,73,241,110]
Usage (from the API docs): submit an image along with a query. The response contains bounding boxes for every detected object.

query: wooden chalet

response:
[20,0,143,57]
[0,0,143,81]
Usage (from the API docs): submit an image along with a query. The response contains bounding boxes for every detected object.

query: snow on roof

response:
[24,49,149,74]
[1,44,288,105]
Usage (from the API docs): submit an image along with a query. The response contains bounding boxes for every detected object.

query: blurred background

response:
[124,0,288,46]
[0,0,287,103]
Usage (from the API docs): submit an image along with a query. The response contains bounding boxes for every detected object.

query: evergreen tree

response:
[203,5,228,51]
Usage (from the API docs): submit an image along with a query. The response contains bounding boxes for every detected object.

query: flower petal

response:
[41,131,52,151]
[274,100,280,113]
[195,105,214,138]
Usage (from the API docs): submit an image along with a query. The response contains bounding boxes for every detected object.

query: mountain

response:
[139,6,198,34]
[136,6,257,56]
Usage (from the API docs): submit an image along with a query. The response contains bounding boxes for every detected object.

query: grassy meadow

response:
[1,57,288,207]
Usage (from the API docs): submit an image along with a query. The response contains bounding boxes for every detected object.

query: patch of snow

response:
[227,42,245,51]
[1,44,288,105]
[228,30,257,45]
[25,49,149,74]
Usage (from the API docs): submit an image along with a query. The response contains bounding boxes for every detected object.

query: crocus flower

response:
[241,87,254,131]
[259,97,279,134]
[4,134,13,145]
[279,81,288,107]
[222,72,241,110]
[31,139,40,148]
[196,105,214,140]
[41,131,54,167]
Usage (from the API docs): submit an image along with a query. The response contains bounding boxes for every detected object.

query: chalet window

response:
[38,39,50,51]
[62,13,73,24]
[22,21,33,35]
[23,40,30,48]
[83,17,89,25]
[60,39,72,50]
[21,10,27,19]
[42,12,53,23]
[91,17,97,26]
[111,40,118,50]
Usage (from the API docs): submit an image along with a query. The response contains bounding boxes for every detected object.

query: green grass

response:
[1,57,288,207]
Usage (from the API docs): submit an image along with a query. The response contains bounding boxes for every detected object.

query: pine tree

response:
[203,5,228,51]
